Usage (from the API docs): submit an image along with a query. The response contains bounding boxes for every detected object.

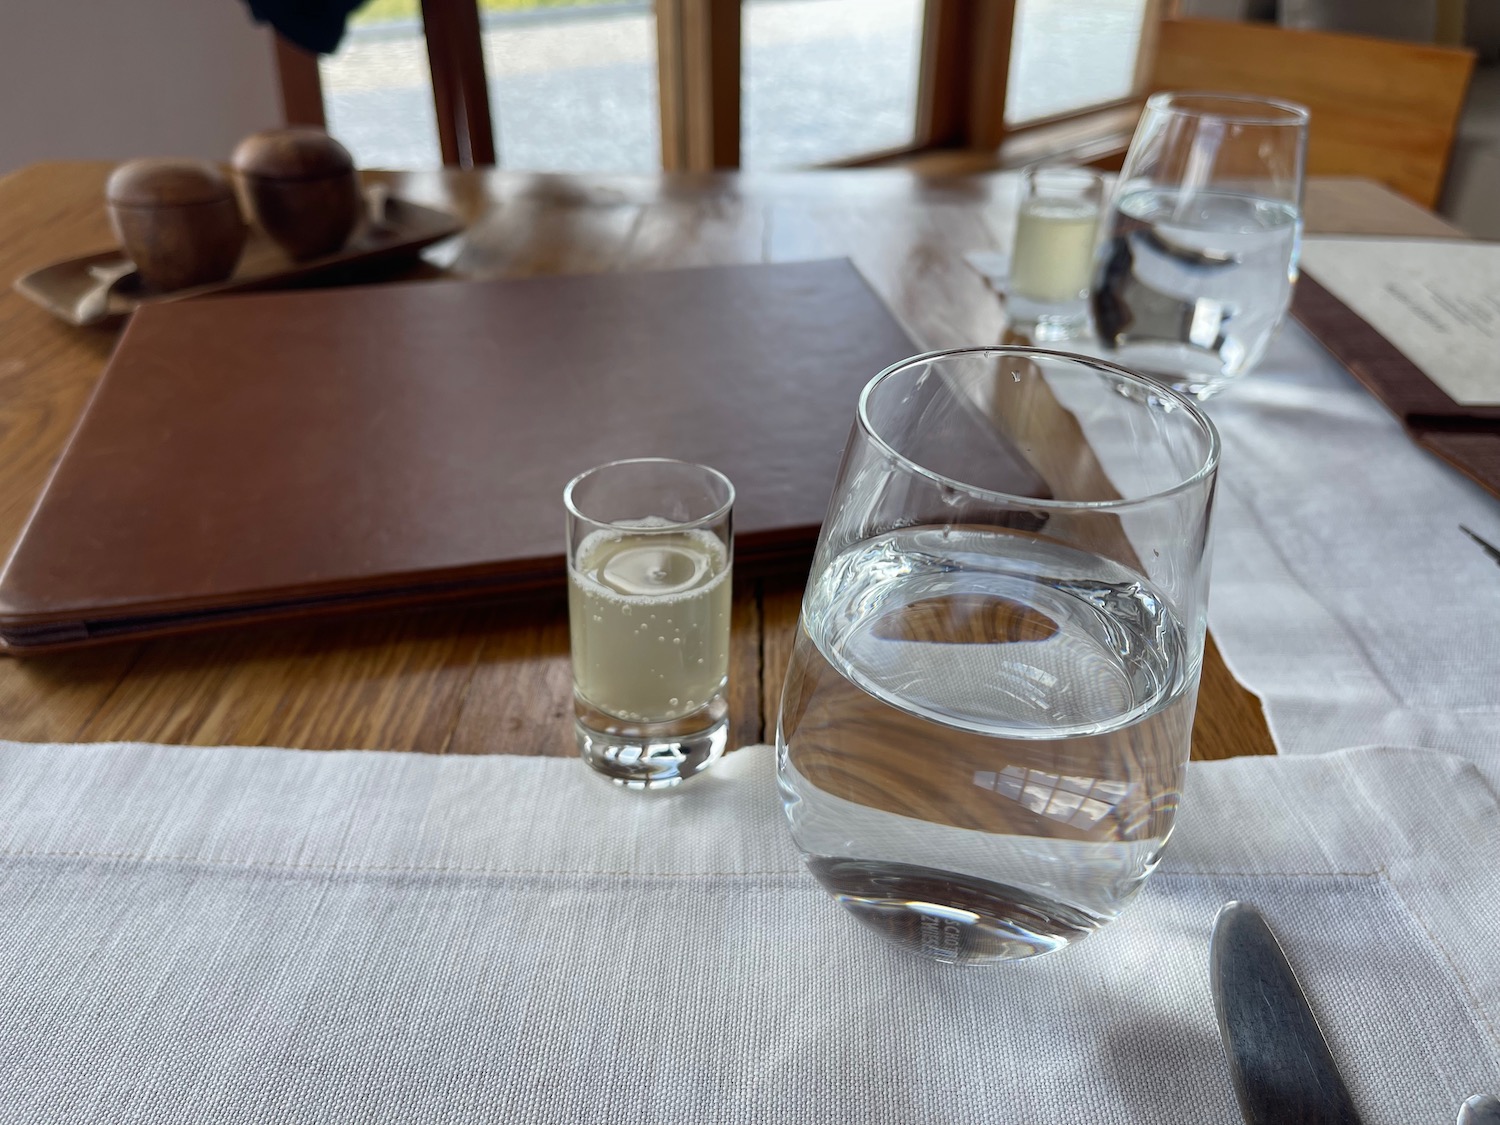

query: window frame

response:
[278,0,1170,172]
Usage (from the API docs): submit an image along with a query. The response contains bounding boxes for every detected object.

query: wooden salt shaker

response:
[232,128,361,261]
[105,159,247,293]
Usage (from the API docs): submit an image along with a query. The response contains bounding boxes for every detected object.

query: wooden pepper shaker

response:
[105,159,247,293]
[232,128,362,261]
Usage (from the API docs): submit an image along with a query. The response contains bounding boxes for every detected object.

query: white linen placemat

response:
[1203,321,1500,762]
[2,740,1496,1124]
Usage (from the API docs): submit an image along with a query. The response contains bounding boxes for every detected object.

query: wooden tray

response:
[14,194,464,326]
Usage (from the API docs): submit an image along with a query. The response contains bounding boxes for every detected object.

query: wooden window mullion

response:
[421,0,498,168]
[273,34,328,130]
[657,0,741,171]
[915,0,1016,153]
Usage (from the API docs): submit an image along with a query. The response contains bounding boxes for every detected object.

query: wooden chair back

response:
[1148,18,1475,208]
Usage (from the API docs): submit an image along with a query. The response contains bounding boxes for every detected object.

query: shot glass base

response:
[1005,292,1090,344]
[575,696,729,789]
[1013,315,1091,344]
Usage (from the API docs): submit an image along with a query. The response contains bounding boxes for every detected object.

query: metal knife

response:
[1210,901,1366,1125]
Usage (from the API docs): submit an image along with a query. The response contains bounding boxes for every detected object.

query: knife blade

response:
[1210,901,1365,1125]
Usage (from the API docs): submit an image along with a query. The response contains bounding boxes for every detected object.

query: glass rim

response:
[563,457,736,533]
[1145,90,1310,127]
[1022,161,1105,186]
[856,346,1221,512]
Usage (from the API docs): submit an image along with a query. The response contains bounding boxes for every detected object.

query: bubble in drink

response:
[568,523,731,723]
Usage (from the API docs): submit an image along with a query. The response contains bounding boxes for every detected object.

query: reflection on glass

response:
[973,767,1130,830]
[1005,0,1149,124]
[744,0,923,169]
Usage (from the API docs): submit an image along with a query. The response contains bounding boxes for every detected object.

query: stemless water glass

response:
[1007,163,1105,342]
[1091,92,1309,399]
[566,458,734,789]
[777,347,1219,965]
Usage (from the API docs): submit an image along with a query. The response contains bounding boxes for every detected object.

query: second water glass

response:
[1091,92,1309,399]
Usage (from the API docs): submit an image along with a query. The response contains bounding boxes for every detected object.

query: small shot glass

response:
[565,458,735,789]
[1006,163,1105,342]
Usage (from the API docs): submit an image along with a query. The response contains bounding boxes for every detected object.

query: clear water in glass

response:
[1092,187,1302,398]
[779,525,1194,965]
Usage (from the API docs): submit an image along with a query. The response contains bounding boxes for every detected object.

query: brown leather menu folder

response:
[0,259,929,653]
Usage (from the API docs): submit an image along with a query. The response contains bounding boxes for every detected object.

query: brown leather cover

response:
[1292,273,1500,501]
[0,260,930,652]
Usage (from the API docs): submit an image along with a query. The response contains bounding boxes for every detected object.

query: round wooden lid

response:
[105,159,237,208]
[232,128,356,181]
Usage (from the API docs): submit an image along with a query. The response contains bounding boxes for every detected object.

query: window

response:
[294,0,1167,172]
[481,2,660,171]
[321,5,442,168]
[1005,0,1152,125]
[741,0,924,169]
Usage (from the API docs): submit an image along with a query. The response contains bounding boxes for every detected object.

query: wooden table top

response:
[0,163,1462,759]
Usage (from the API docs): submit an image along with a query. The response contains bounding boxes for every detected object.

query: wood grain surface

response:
[0,164,1460,759]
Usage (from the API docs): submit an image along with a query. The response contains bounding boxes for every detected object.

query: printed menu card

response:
[1299,237,1500,406]
[1292,237,1500,500]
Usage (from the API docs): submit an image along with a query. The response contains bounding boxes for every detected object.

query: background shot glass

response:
[777,347,1219,964]
[1091,92,1309,399]
[566,458,734,789]
[1006,164,1104,342]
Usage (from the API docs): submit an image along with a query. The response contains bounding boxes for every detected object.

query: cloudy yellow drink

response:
[568,523,731,723]
[1010,198,1099,302]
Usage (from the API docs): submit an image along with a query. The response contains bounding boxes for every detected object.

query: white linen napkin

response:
[1,740,1496,1124]
[1203,321,1500,763]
